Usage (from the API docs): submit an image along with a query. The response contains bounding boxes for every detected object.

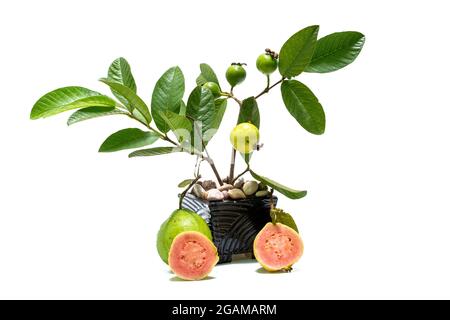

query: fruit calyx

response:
[264,48,279,59]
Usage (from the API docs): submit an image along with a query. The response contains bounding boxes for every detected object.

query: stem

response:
[229,148,237,182]
[179,175,201,209]
[269,188,275,210]
[127,112,222,184]
[223,92,242,106]
[232,165,249,184]
[206,157,223,186]
[201,139,223,186]
[255,77,285,99]
[126,113,178,146]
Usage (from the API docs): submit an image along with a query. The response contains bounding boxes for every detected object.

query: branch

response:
[222,92,242,107]
[179,175,202,209]
[255,77,285,99]
[232,165,250,184]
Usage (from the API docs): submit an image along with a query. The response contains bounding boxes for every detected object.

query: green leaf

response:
[186,86,217,145]
[238,97,260,128]
[179,100,186,116]
[279,25,319,77]
[270,208,299,232]
[280,80,325,135]
[250,170,307,200]
[67,107,127,126]
[159,110,192,144]
[30,87,117,119]
[107,57,137,105]
[178,179,195,188]
[151,66,185,133]
[196,63,220,88]
[211,98,227,130]
[305,31,365,73]
[132,109,147,125]
[99,78,152,124]
[128,147,181,158]
[99,128,159,152]
[240,152,252,164]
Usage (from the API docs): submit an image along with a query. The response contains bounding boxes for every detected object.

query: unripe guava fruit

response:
[202,82,221,98]
[157,209,213,264]
[168,231,219,280]
[230,122,260,154]
[253,222,304,272]
[256,53,278,74]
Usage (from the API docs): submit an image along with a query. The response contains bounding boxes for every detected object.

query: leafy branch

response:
[30,26,365,200]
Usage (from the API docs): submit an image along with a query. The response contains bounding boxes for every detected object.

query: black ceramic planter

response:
[182,194,277,263]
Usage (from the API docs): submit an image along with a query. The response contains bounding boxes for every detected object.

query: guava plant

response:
[30,25,365,205]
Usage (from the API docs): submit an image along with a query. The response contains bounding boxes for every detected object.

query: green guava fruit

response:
[253,222,304,272]
[256,53,278,74]
[157,209,213,264]
[168,231,219,281]
[230,122,260,154]
[226,64,246,87]
[202,82,221,98]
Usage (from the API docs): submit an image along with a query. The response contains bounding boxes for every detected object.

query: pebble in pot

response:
[207,188,224,201]
[192,184,207,199]
[243,181,258,196]
[202,180,217,191]
[222,190,229,200]
[218,184,233,191]
[228,188,246,200]
[258,182,268,191]
[255,190,270,197]
[233,178,245,189]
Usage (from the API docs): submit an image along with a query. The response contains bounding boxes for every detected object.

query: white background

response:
[1,0,449,299]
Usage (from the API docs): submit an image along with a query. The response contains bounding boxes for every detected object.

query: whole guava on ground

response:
[157,209,213,264]
[253,222,304,272]
[168,231,219,280]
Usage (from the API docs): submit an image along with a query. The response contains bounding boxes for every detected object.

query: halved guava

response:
[253,222,304,272]
[157,209,212,264]
[168,231,219,281]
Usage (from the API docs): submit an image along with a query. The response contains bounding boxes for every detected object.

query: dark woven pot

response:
[182,194,277,263]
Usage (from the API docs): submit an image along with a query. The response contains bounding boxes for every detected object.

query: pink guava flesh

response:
[168,231,219,280]
[254,223,304,271]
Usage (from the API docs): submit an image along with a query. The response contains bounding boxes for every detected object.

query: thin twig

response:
[201,139,223,186]
[255,78,285,99]
[229,148,237,182]
[232,166,250,184]
[179,175,201,209]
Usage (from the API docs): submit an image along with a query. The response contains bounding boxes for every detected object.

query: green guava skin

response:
[256,54,278,74]
[202,82,221,98]
[230,122,260,154]
[226,65,246,87]
[157,209,213,264]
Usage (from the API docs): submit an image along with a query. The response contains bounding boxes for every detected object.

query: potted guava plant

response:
[31,25,364,279]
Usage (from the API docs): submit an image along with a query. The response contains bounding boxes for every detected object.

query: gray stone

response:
[222,190,229,199]
[258,182,268,191]
[243,181,258,196]
[228,188,246,200]
[207,188,224,201]
[233,178,245,189]
[202,180,217,191]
